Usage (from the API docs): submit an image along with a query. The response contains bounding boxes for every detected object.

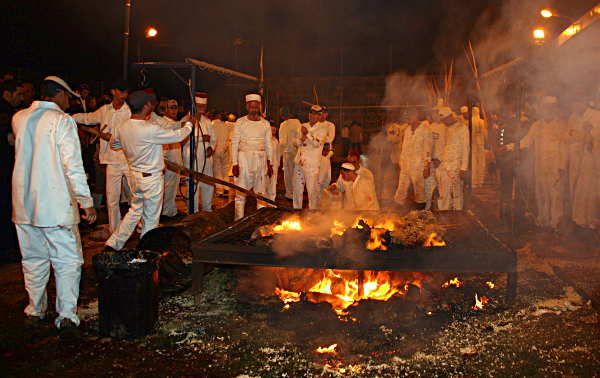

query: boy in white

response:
[212,112,234,196]
[267,124,280,203]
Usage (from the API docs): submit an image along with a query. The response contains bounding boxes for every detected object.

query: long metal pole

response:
[188,65,197,215]
[513,67,522,236]
[468,85,473,192]
[123,0,131,80]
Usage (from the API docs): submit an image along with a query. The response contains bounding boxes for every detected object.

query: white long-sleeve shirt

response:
[148,112,185,165]
[442,121,470,173]
[212,119,234,154]
[429,122,447,161]
[293,122,328,168]
[400,122,433,170]
[231,115,273,165]
[72,102,131,164]
[271,136,280,169]
[110,118,192,174]
[279,118,302,155]
[321,120,336,144]
[183,115,217,152]
[12,101,93,227]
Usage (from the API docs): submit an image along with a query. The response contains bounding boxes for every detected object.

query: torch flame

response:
[316,344,337,353]
[473,293,488,310]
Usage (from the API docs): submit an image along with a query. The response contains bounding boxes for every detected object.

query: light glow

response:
[541,10,552,18]
[148,28,157,37]
[534,29,545,39]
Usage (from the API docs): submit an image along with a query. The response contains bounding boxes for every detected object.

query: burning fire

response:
[486,281,495,289]
[422,232,447,247]
[325,364,361,374]
[473,293,488,310]
[442,277,463,288]
[366,228,388,250]
[316,344,337,353]
[275,270,413,314]
[273,220,302,232]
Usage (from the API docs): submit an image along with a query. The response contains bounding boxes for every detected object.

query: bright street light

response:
[534,29,545,38]
[148,28,157,38]
[541,10,552,18]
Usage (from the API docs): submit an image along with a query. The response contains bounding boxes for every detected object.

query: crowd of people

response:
[2,69,600,336]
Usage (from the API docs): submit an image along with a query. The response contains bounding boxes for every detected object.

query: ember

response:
[474,293,489,310]
[442,277,464,288]
[316,344,337,353]
[487,281,495,289]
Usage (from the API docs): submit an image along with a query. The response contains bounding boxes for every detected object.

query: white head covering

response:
[341,162,355,171]
[246,94,261,103]
[461,106,468,113]
[472,107,480,118]
[438,107,453,118]
[43,76,80,98]
[195,92,207,104]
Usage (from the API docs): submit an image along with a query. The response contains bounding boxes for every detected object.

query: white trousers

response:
[213,149,231,194]
[316,166,331,209]
[235,150,268,220]
[438,168,464,210]
[106,162,133,234]
[162,167,180,217]
[17,223,83,328]
[293,164,320,209]
[192,154,214,213]
[535,166,564,228]
[570,154,597,228]
[472,144,486,187]
[282,151,296,199]
[267,164,279,204]
[425,165,443,210]
[394,165,431,205]
[106,171,164,251]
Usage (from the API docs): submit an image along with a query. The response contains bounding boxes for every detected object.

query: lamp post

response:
[138,28,158,62]
[541,10,574,24]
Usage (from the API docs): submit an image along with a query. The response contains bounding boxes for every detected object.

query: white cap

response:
[461,106,468,113]
[246,94,261,103]
[438,107,453,118]
[341,162,355,171]
[541,96,557,104]
[43,76,80,98]
[195,92,207,104]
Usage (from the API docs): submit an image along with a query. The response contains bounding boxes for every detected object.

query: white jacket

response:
[72,102,131,164]
[183,115,217,153]
[231,116,273,165]
[400,122,433,170]
[347,174,379,210]
[293,122,327,168]
[442,121,470,173]
[279,118,302,154]
[148,112,185,165]
[110,118,192,174]
[429,122,447,161]
[471,108,487,146]
[212,119,234,154]
[12,101,93,227]
[321,120,336,144]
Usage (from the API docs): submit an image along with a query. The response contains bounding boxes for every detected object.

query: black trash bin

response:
[92,250,161,339]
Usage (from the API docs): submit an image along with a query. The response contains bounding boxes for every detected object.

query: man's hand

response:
[496,145,508,155]
[329,184,340,195]
[100,132,112,141]
[206,146,214,158]
[300,134,308,142]
[583,120,593,134]
[423,167,430,178]
[82,206,97,224]
[459,170,467,180]
[232,165,240,177]
[267,163,274,178]
[301,126,309,135]
[202,135,211,143]
[433,158,441,168]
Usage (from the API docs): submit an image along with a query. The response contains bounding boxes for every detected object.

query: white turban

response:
[246,94,261,103]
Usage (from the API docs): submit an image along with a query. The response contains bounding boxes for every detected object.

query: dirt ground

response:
[1,171,599,378]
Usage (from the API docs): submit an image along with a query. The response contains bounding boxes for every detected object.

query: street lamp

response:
[534,29,545,39]
[540,10,574,24]
[138,28,158,62]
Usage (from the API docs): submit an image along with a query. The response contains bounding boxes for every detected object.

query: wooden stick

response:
[313,85,319,105]
[469,40,478,78]
[463,46,475,76]
[164,160,293,211]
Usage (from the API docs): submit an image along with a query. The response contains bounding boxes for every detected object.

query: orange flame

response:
[273,220,302,232]
[316,344,337,353]
[274,287,301,304]
[330,220,346,236]
[473,293,488,310]
[366,228,388,250]
[442,277,463,288]
[486,281,495,289]
[423,232,447,246]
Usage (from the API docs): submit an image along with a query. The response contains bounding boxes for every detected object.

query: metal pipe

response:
[123,0,131,80]
[189,65,197,215]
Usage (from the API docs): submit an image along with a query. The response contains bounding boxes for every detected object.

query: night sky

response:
[1,0,597,91]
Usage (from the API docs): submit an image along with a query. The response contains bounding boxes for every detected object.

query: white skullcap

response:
[195,92,207,104]
[438,107,453,118]
[43,76,80,98]
[461,106,468,113]
[246,94,261,103]
[541,96,557,104]
[341,162,355,171]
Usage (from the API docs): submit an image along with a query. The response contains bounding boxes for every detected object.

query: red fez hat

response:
[348,149,361,158]
[195,92,207,98]
[143,88,156,95]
